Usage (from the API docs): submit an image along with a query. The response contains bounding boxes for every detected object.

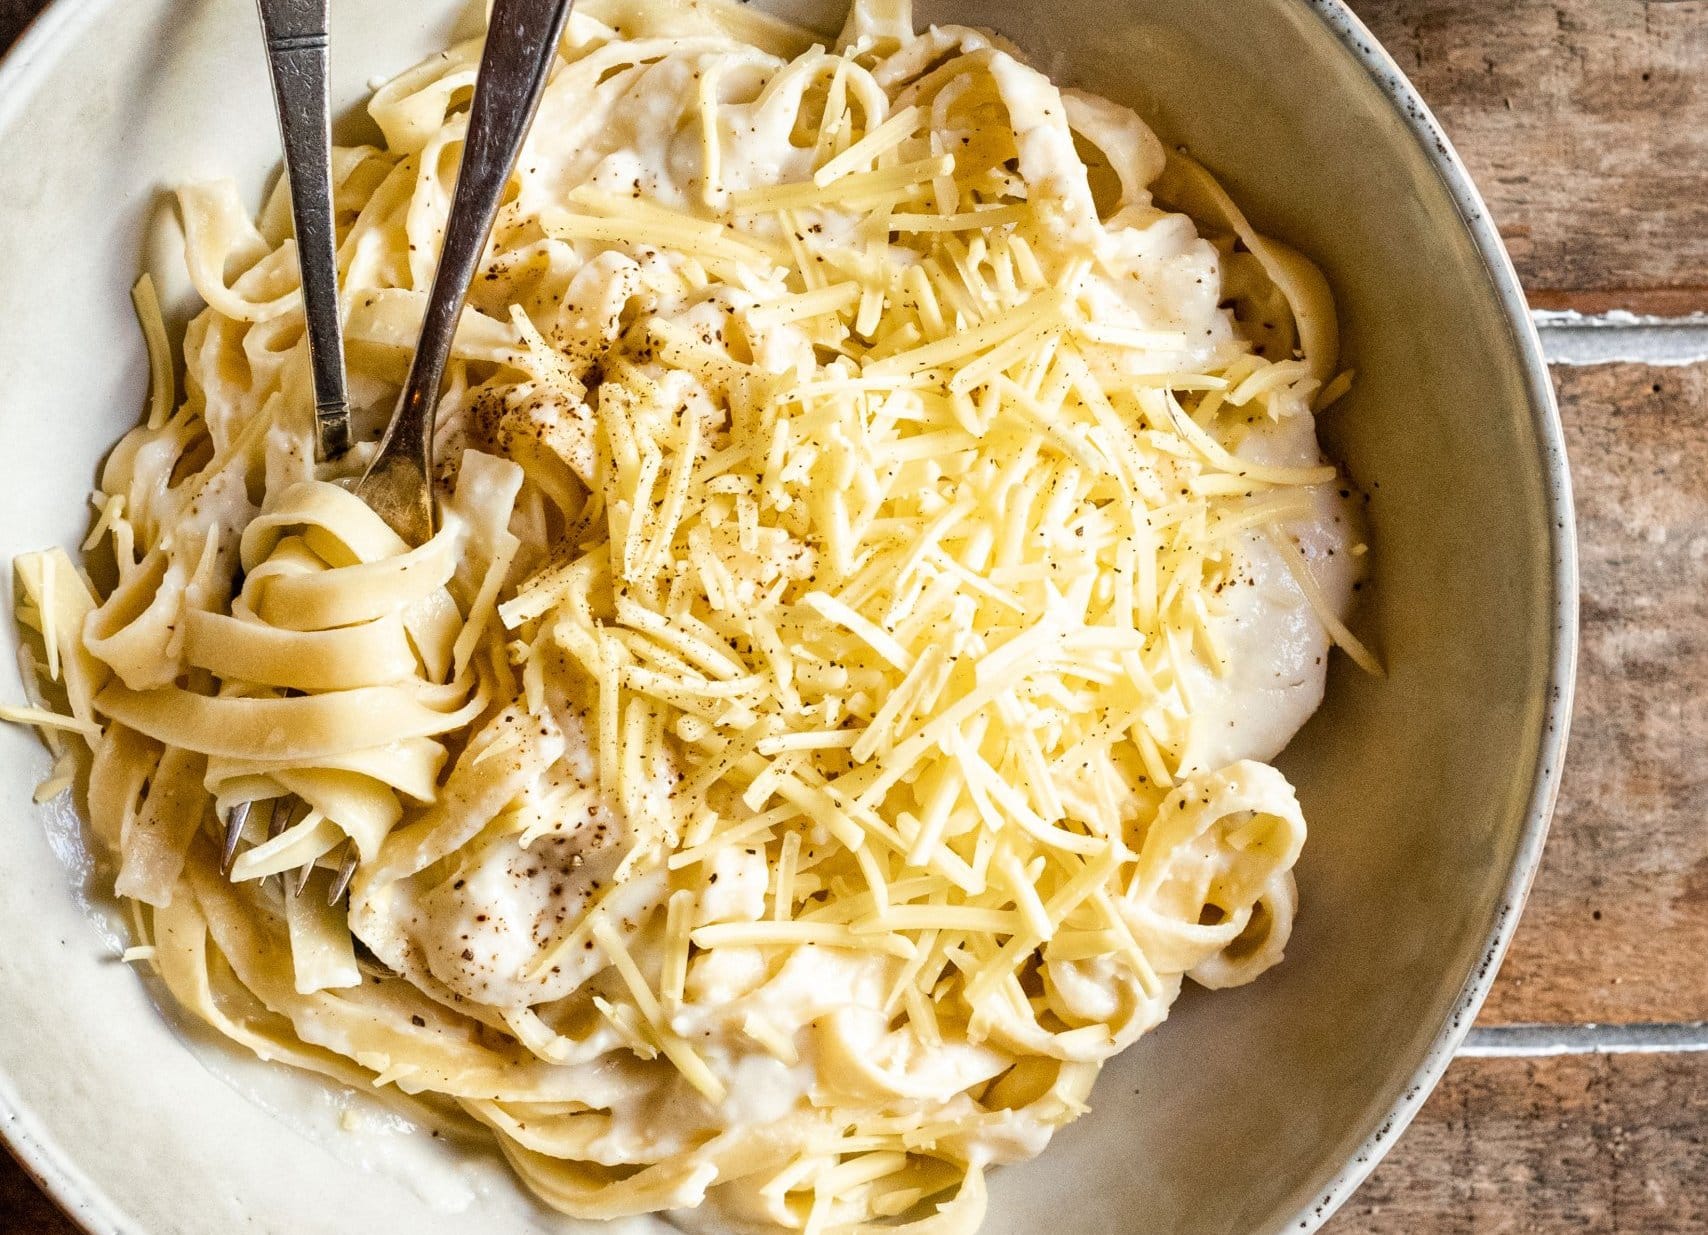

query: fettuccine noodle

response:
[7,1,1370,1230]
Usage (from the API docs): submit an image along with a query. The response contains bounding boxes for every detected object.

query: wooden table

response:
[4,0,1706,1229]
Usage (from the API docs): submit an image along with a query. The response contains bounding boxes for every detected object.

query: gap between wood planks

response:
[1462,1023,1708,1057]
[1536,312,1708,366]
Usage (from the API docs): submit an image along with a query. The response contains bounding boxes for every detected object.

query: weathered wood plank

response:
[1348,0,1708,314]
[0,0,43,49]
[1480,362,1708,1025]
[1326,1052,1708,1233]
[0,1150,77,1235]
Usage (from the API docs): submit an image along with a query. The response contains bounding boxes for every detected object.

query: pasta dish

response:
[5,0,1372,1229]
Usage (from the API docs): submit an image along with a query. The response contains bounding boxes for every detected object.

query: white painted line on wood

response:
[1459,1023,1708,1058]
[1535,310,1708,366]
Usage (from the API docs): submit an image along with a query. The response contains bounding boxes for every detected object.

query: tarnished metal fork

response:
[219,0,357,903]
[220,795,344,900]
[256,0,350,462]
[223,0,580,902]
[354,0,579,545]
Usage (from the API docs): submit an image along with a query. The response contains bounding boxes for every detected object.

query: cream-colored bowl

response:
[0,1,1575,1232]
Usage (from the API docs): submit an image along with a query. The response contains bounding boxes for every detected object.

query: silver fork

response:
[219,0,355,902]
[355,0,579,547]
[256,0,350,463]
[223,0,579,903]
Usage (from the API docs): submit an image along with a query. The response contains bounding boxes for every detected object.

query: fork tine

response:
[257,806,281,895]
[276,797,319,898]
[261,799,294,894]
[220,800,252,876]
[292,855,317,898]
[327,840,358,905]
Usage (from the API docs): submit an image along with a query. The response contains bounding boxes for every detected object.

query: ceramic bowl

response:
[0,1,1575,1232]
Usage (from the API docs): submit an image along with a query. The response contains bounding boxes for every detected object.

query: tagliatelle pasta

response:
[4,0,1373,1229]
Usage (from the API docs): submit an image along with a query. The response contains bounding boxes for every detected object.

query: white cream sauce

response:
[361,14,1359,1171]
[1181,414,1362,775]
[143,8,1359,1204]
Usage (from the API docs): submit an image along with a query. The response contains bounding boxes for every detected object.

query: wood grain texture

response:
[1346,0,1708,313]
[0,0,43,49]
[1480,363,1708,1025]
[0,1150,77,1235]
[1325,1052,1708,1233]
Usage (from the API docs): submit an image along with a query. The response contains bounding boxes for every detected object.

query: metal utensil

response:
[255,0,351,462]
[223,0,579,902]
[355,0,578,547]
[228,0,356,903]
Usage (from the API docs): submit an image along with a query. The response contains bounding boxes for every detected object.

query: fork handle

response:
[359,0,578,546]
[256,0,351,461]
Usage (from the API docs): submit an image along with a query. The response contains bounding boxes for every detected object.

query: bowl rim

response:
[0,0,1579,1232]
[1283,3,1578,1228]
